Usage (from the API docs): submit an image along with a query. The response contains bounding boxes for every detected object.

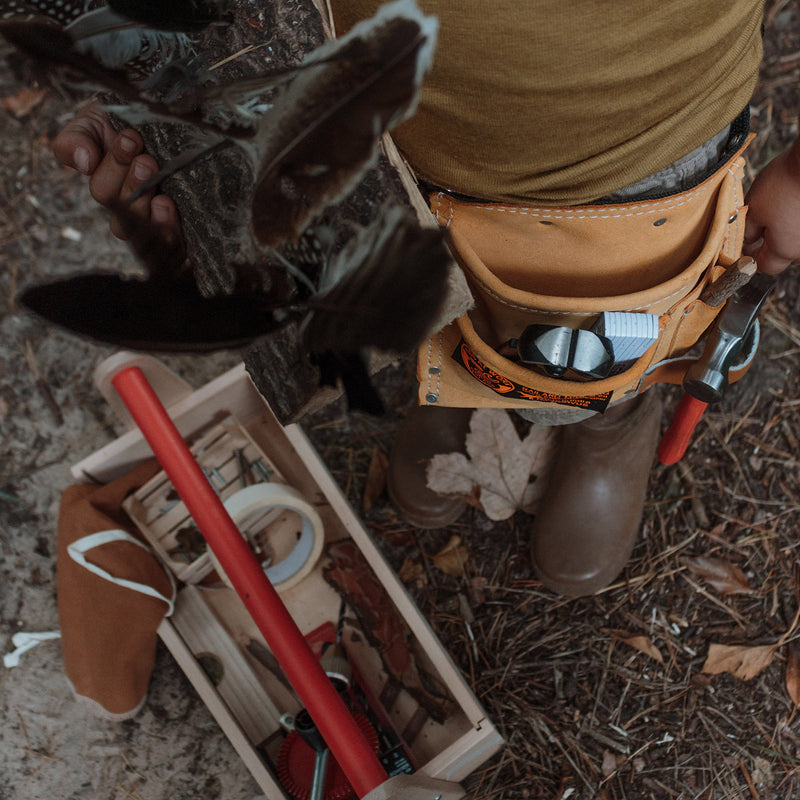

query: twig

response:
[700,257,756,306]
[22,339,63,426]
[745,741,800,766]
[22,747,60,762]
[208,42,270,70]
[680,574,749,627]
[722,486,791,508]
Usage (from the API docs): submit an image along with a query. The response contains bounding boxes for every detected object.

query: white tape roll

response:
[210,483,324,592]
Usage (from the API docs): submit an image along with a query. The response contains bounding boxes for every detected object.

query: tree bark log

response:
[133,0,414,423]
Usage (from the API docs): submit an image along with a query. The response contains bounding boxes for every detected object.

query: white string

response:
[67,529,176,616]
[3,631,61,669]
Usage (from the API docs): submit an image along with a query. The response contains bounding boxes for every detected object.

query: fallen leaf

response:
[431,535,470,577]
[397,556,426,588]
[609,630,664,664]
[701,642,778,681]
[468,575,488,605]
[426,409,556,520]
[690,673,711,690]
[381,528,416,547]
[684,555,755,595]
[786,641,800,705]
[362,445,388,514]
[601,750,620,778]
[2,87,46,117]
[462,483,484,510]
[457,592,474,624]
[751,757,773,790]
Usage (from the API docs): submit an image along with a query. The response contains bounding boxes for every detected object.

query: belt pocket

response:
[423,149,750,409]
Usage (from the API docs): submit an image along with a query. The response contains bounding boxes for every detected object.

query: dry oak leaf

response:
[431,535,470,577]
[397,556,427,588]
[426,408,556,520]
[786,641,800,706]
[684,555,755,595]
[362,446,388,514]
[701,642,778,681]
[1,87,46,117]
[609,630,664,664]
[601,750,623,778]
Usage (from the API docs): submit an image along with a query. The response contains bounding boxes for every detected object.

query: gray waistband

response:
[597,125,732,203]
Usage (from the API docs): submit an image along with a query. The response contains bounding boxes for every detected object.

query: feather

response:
[106,0,223,31]
[18,273,290,351]
[302,205,451,355]
[65,5,150,38]
[1,2,194,70]
[313,351,385,415]
[249,0,438,246]
[77,28,192,69]
[17,197,288,352]
[68,6,194,69]
[0,20,134,88]
[0,0,94,27]
[0,20,254,137]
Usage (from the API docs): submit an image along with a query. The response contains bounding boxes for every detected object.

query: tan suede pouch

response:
[57,460,174,719]
[418,136,754,411]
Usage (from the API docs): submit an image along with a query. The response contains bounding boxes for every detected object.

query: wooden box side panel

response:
[157,618,289,800]
[422,728,505,784]
[71,364,264,483]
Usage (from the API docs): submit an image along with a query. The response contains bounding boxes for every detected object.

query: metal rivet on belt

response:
[653,217,667,227]
[425,393,438,403]
[428,366,441,375]
[728,212,738,224]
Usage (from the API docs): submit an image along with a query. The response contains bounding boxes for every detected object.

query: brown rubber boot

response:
[387,405,474,529]
[530,390,663,597]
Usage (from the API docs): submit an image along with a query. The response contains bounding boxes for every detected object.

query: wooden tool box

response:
[72,353,503,799]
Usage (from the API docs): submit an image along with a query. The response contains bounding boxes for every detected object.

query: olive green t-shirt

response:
[329,0,764,204]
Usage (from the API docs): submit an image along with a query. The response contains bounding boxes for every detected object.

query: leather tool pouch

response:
[418,135,755,412]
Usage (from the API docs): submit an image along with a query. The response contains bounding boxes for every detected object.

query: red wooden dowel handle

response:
[112,366,387,798]
[658,393,709,466]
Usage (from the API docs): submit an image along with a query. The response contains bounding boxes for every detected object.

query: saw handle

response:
[658,393,708,465]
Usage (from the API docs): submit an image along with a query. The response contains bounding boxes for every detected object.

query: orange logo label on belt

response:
[453,340,612,412]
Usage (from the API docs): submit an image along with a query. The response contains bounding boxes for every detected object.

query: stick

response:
[700,256,757,307]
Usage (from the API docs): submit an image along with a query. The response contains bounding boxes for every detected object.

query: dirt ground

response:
[2,2,800,800]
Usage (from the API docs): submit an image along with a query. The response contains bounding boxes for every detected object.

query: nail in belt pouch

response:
[417,135,754,412]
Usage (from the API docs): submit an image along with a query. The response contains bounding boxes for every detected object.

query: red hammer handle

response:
[658,393,709,465]
[112,366,387,798]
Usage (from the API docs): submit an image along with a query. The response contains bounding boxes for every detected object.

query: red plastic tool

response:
[657,393,708,465]
[111,365,387,799]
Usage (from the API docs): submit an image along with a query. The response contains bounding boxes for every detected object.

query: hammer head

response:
[683,271,775,403]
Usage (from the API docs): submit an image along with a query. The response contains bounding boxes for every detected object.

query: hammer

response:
[658,264,775,465]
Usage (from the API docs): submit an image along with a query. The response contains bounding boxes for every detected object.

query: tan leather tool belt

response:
[417,135,755,413]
